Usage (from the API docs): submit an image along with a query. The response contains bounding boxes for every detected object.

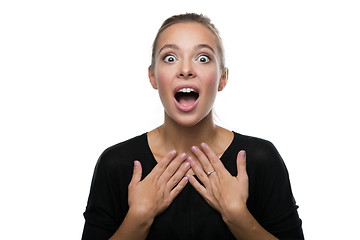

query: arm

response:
[221,204,278,240]
[109,151,190,240]
[187,144,278,240]
[109,207,153,240]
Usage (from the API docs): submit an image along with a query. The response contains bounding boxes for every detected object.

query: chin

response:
[177,121,200,128]
[166,111,212,128]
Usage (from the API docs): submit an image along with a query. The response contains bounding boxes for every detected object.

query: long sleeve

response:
[244,138,304,239]
[82,154,120,240]
[81,134,151,240]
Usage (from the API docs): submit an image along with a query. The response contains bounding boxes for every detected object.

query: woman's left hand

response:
[187,143,249,221]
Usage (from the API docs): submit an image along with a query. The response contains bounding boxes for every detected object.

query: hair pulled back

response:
[150,13,225,72]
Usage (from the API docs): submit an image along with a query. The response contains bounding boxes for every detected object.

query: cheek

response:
[155,69,172,98]
[156,71,167,89]
[201,68,220,91]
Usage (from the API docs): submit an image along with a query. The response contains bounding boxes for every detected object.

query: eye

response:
[197,55,211,63]
[163,54,177,63]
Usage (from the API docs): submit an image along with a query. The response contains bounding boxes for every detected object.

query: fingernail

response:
[134,161,139,168]
[187,156,194,163]
[180,152,187,159]
[191,146,197,152]
[200,143,207,149]
[184,162,190,169]
[239,150,246,158]
[170,150,177,156]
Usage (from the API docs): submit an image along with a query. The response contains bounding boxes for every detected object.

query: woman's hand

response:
[112,152,190,240]
[128,150,190,222]
[187,143,249,222]
[187,144,278,240]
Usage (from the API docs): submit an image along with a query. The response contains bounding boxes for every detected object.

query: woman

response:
[82,13,304,240]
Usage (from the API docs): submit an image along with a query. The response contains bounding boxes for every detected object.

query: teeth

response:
[178,88,195,93]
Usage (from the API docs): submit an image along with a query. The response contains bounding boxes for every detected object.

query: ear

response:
[148,66,158,90]
[218,68,229,92]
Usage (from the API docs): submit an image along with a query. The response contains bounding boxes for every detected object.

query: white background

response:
[1,0,359,239]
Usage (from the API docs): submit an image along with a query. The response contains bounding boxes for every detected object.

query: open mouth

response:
[175,88,199,106]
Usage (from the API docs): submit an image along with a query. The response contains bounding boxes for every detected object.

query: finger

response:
[158,152,188,183]
[191,145,214,174]
[150,150,177,178]
[186,174,209,200]
[129,160,142,186]
[199,143,227,177]
[165,161,191,192]
[168,176,189,202]
[236,150,247,178]
[187,156,211,188]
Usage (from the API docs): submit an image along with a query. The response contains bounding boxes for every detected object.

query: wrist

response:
[222,206,279,240]
[221,203,249,225]
[110,208,154,240]
[127,207,155,228]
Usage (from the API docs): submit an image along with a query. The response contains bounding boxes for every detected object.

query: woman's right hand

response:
[127,150,190,221]
[110,151,189,240]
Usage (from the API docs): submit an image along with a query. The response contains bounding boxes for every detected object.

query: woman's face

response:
[149,22,228,127]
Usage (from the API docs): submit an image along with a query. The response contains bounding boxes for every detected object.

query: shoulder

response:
[233,132,278,157]
[96,133,148,170]
[232,132,285,170]
[234,133,302,236]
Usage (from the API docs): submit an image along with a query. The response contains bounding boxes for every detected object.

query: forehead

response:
[156,22,219,53]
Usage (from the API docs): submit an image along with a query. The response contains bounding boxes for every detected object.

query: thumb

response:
[130,160,142,184]
[236,150,247,178]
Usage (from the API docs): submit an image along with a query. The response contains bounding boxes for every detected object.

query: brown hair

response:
[150,13,225,72]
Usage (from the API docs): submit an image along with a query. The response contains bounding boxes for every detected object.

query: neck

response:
[161,112,217,152]
[148,111,233,162]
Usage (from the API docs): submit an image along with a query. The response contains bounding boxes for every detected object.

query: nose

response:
[178,60,195,79]
[179,72,194,78]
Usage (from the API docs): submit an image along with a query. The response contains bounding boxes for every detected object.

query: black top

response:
[82,132,304,240]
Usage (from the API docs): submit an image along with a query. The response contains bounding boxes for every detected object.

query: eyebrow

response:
[158,44,180,55]
[158,44,215,55]
[194,44,215,54]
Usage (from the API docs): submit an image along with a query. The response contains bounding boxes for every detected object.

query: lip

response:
[173,84,200,112]
[173,84,200,95]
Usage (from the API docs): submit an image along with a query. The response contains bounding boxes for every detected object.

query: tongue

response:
[178,95,197,106]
